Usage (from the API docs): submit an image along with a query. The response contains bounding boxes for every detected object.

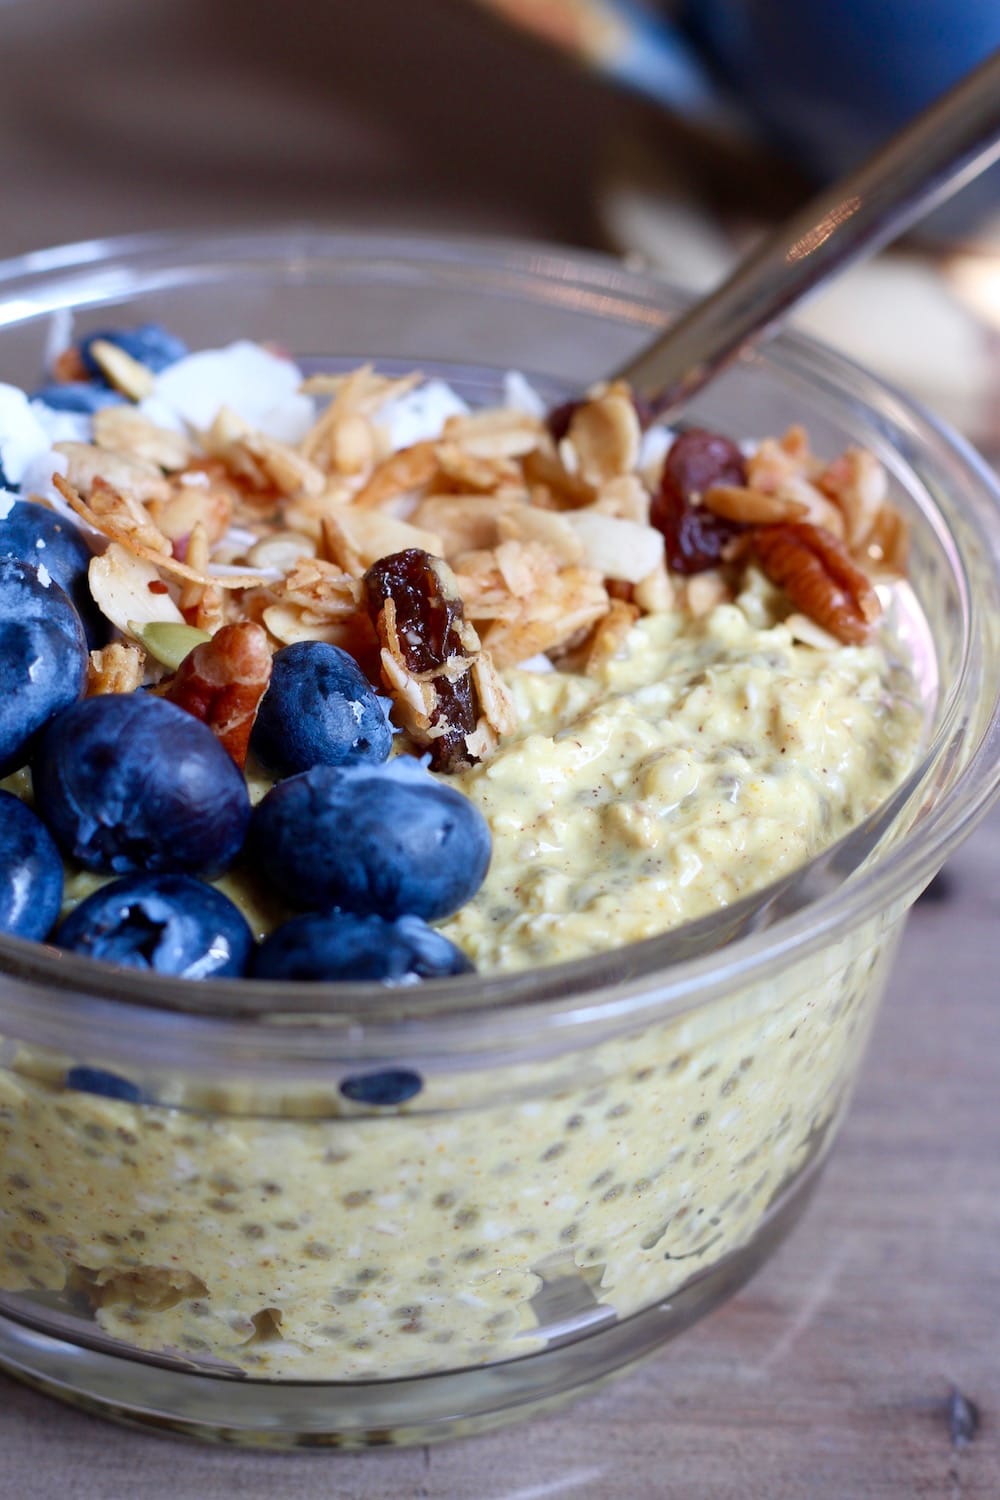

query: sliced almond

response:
[566,388,640,486]
[93,407,192,471]
[54,442,172,505]
[564,509,663,583]
[88,339,155,401]
[88,544,184,638]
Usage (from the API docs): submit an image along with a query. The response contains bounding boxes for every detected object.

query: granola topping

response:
[1,338,924,975]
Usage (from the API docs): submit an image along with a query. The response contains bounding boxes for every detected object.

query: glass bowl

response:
[0,229,997,1448]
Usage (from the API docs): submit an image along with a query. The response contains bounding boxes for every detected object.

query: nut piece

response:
[162,621,273,768]
[752,522,881,645]
[87,642,147,696]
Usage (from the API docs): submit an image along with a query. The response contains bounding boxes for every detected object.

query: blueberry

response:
[249,758,491,920]
[64,1065,143,1103]
[31,382,127,414]
[34,693,250,877]
[57,873,253,978]
[0,455,11,490]
[0,557,88,776]
[0,498,106,648]
[0,790,63,940]
[253,910,473,983]
[78,323,188,378]
[250,641,392,777]
[340,1069,424,1106]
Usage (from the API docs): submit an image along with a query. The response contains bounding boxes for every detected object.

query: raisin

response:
[650,428,748,575]
[364,548,479,773]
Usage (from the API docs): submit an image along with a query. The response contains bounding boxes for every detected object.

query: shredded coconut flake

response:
[143,341,314,443]
[502,370,547,419]
[376,379,470,452]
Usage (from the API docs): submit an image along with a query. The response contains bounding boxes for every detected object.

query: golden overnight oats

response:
[1,918,894,1380]
[0,325,926,1388]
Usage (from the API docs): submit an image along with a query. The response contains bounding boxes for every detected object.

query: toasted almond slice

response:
[350,441,440,509]
[88,339,155,401]
[817,447,888,550]
[702,484,808,524]
[411,493,516,557]
[322,505,443,570]
[93,407,192,471]
[56,473,262,591]
[331,412,376,475]
[442,408,544,459]
[567,389,640,486]
[435,441,521,492]
[54,442,172,505]
[241,433,327,497]
[148,480,233,545]
[564,509,663,583]
[88,544,184,637]
[262,603,353,647]
[247,530,317,573]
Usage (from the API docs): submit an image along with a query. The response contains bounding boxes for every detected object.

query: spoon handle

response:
[615,48,1000,416]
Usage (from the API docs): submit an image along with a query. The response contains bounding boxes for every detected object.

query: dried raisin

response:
[651,428,748,574]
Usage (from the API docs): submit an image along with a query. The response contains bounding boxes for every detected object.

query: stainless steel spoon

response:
[614,47,1000,415]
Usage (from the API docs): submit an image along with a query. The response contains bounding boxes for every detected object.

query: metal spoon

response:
[614,47,1000,415]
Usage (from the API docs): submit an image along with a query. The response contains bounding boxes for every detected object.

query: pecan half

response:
[364,547,513,772]
[163,621,272,768]
[752,522,881,645]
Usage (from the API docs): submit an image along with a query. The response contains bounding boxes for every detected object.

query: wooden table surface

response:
[0,2,997,1495]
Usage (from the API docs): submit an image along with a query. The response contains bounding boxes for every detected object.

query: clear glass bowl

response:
[0,229,997,1448]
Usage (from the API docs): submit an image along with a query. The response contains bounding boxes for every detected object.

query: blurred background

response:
[2,0,999,452]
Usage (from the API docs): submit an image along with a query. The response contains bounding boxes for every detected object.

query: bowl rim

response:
[0,224,997,1059]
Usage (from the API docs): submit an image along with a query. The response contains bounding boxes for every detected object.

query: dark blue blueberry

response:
[34,693,250,877]
[249,758,491,921]
[250,641,392,777]
[0,557,88,776]
[253,909,473,983]
[0,454,12,490]
[64,1066,143,1103]
[31,382,127,414]
[0,498,106,648]
[78,323,188,378]
[340,1069,424,1106]
[57,873,253,978]
[0,790,63,940]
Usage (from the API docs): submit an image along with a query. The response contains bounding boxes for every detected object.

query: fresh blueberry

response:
[0,497,106,648]
[249,758,491,920]
[78,323,188,378]
[34,693,251,877]
[250,641,392,777]
[0,557,88,776]
[340,1069,424,1106]
[64,1065,144,1103]
[57,873,254,978]
[253,909,473,983]
[31,382,127,414]
[0,790,64,940]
